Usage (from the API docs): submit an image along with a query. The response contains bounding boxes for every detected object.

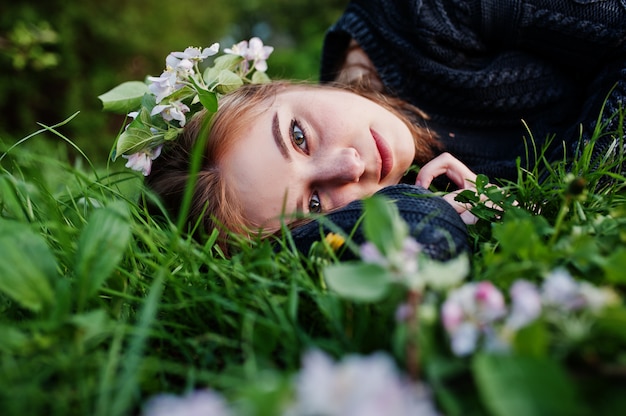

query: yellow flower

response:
[324,232,345,252]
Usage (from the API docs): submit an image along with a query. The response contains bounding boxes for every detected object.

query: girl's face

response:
[220,86,416,230]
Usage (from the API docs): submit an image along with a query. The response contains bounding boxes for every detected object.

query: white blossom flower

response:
[225,37,274,73]
[225,39,251,72]
[506,280,542,330]
[449,322,479,356]
[147,70,180,103]
[147,45,219,104]
[142,389,231,416]
[122,145,163,176]
[166,54,194,77]
[224,40,248,57]
[360,241,388,266]
[542,268,618,314]
[165,45,218,81]
[542,269,586,311]
[151,101,190,126]
[109,39,275,177]
[245,37,274,72]
[360,237,422,284]
[578,282,618,312]
[169,44,219,63]
[289,349,439,416]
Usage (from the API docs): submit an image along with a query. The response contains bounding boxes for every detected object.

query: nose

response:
[315,147,365,184]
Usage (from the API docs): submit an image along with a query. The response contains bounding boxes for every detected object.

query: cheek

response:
[331,183,385,208]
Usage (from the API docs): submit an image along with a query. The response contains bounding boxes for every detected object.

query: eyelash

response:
[309,192,322,214]
[290,119,309,154]
[289,119,321,213]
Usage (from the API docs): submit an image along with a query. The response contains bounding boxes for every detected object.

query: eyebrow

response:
[272,112,290,161]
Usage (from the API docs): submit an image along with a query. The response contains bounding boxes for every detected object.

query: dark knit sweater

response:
[321,0,626,182]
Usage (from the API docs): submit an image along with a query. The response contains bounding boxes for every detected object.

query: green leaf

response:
[211,54,243,71]
[251,70,271,84]
[324,262,391,302]
[0,324,29,353]
[473,354,585,416]
[0,175,32,221]
[594,307,626,343]
[362,195,407,254]
[492,214,549,260]
[161,84,195,104]
[197,88,218,112]
[74,202,131,309]
[114,109,164,158]
[186,75,218,112]
[163,126,182,141]
[70,309,112,346]
[511,319,549,357]
[420,254,469,291]
[98,81,149,114]
[603,247,626,284]
[474,173,491,190]
[0,219,56,312]
[215,69,244,94]
[203,66,220,86]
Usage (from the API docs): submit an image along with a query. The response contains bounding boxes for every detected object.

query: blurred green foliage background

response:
[0,0,347,166]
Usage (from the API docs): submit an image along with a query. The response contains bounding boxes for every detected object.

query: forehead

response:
[218,95,298,229]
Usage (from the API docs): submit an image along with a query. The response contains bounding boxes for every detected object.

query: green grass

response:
[0,109,625,415]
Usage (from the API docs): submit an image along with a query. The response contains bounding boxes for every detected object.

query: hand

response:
[415,153,480,224]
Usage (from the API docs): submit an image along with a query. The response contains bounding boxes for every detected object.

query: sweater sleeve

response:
[479,0,626,166]
[320,0,625,178]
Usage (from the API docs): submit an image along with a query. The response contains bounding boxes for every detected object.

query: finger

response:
[443,191,478,224]
[416,153,477,189]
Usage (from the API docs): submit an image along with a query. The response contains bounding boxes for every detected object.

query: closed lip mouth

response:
[371,128,392,181]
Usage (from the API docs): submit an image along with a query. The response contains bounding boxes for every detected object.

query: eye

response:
[308,192,322,213]
[290,120,308,153]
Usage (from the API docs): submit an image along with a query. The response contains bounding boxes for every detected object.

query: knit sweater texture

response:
[320,0,626,181]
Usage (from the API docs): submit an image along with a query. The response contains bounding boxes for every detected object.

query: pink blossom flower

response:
[122,145,163,176]
[441,296,464,332]
[395,302,413,322]
[441,281,507,356]
[475,281,507,322]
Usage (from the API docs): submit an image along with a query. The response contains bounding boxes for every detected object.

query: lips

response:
[371,128,393,181]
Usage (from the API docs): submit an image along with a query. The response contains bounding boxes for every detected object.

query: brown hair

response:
[145,80,440,252]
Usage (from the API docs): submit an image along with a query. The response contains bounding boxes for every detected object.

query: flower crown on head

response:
[98,37,274,176]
